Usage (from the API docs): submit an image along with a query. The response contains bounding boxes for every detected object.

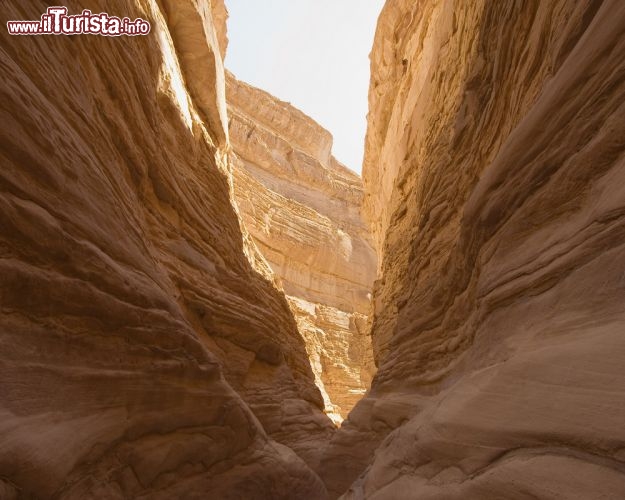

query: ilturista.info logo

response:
[7,6,151,36]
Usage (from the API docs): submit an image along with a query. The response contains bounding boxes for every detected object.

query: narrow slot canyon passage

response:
[222,0,383,426]
[1,1,625,500]
[226,72,377,425]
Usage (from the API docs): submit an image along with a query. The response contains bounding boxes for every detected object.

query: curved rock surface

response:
[320,0,625,497]
[226,73,377,422]
[0,0,332,498]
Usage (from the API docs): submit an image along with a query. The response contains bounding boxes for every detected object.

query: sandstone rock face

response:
[0,1,332,498]
[226,73,377,422]
[320,0,625,497]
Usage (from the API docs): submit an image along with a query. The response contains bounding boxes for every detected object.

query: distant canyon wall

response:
[320,0,625,497]
[226,73,377,421]
[0,1,332,498]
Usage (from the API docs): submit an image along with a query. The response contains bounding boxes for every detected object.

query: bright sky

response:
[225,0,385,174]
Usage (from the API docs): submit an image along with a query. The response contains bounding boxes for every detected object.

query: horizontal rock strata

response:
[319,0,625,497]
[226,73,377,422]
[0,1,332,498]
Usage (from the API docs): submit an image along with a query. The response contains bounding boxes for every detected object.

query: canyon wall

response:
[226,73,377,422]
[320,0,625,497]
[0,1,333,498]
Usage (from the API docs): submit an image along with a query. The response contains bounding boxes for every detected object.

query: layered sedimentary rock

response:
[320,0,625,497]
[0,1,332,498]
[226,73,377,421]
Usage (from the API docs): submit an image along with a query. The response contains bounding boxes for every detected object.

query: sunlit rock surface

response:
[226,73,377,422]
[0,1,332,497]
[319,0,625,497]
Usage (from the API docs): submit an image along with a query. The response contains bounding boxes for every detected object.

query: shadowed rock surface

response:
[318,0,625,498]
[226,73,377,422]
[0,1,332,498]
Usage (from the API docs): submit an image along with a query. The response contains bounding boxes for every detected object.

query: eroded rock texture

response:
[0,1,332,498]
[226,73,377,422]
[320,0,625,497]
